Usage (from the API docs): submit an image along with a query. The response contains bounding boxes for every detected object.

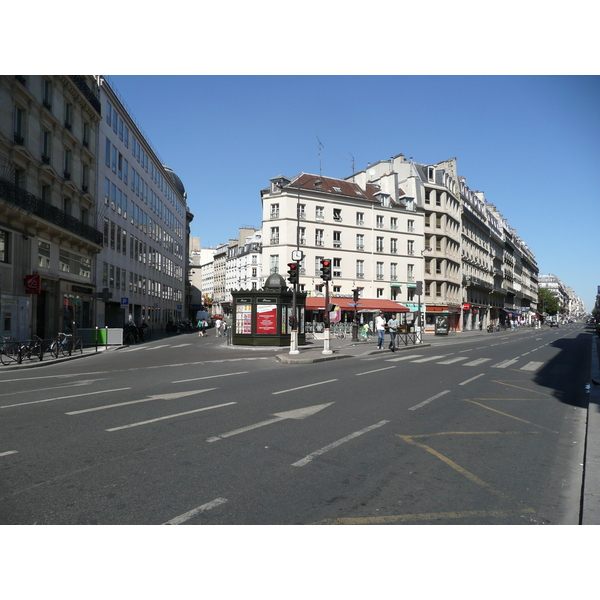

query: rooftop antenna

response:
[316,136,324,176]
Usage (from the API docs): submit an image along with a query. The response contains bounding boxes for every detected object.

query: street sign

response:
[348,302,362,307]
[121,297,129,306]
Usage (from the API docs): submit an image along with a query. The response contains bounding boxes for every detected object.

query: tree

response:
[538,288,560,315]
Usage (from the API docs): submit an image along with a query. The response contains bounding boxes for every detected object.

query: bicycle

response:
[19,335,43,361]
[48,333,74,357]
[0,337,19,365]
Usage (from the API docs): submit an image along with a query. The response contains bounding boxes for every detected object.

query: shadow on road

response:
[533,328,594,409]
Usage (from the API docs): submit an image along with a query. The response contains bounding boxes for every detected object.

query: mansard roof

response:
[288,173,380,202]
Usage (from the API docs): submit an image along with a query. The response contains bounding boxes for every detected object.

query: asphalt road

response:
[0,324,590,525]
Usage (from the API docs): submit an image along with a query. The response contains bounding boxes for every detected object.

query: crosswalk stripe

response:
[521,361,543,371]
[491,359,519,369]
[410,355,448,363]
[436,357,469,365]
[463,358,492,366]
[385,355,424,362]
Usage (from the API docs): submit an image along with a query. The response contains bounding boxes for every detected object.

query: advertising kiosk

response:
[231,273,306,346]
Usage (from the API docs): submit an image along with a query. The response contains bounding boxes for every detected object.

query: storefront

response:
[426,305,461,333]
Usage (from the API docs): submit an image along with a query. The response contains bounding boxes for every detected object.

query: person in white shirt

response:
[387,313,399,352]
[375,311,386,349]
[215,318,222,337]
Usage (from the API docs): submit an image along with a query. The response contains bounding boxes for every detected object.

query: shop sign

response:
[462,303,471,310]
[25,274,41,294]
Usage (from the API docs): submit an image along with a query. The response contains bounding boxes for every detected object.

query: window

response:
[82,164,89,191]
[376,215,384,229]
[38,239,50,269]
[41,129,51,163]
[390,263,397,281]
[333,258,341,277]
[112,110,118,134]
[315,229,324,246]
[436,192,441,207]
[299,227,306,245]
[105,138,111,167]
[106,101,112,125]
[377,288,384,298]
[376,262,384,280]
[356,212,364,226]
[316,206,324,221]
[43,79,52,109]
[298,204,306,219]
[270,255,279,274]
[376,237,384,252]
[391,217,398,230]
[407,264,415,282]
[83,121,89,146]
[428,167,434,182]
[59,249,91,279]
[356,260,364,279]
[119,118,124,141]
[315,256,323,276]
[333,208,342,222]
[110,221,115,249]
[407,219,415,232]
[13,106,25,144]
[63,149,71,178]
[408,240,415,255]
[63,197,71,216]
[425,189,431,204]
[390,238,397,254]
[0,230,10,263]
[41,184,51,204]
[270,227,279,244]
[64,102,73,129]
[356,234,364,251]
[270,203,279,219]
[333,231,341,248]
[436,215,442,229]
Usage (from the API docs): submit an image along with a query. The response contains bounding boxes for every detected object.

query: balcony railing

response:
[0,176,102,245]
[69,76,102,116]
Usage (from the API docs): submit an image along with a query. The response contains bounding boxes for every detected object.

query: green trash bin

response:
[95,328,107,344]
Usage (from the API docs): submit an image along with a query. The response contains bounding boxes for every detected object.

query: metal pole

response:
[322,280,332,354]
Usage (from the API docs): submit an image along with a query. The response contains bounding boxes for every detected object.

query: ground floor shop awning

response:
[305,297,409,313]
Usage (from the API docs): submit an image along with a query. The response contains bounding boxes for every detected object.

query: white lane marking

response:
[106,402,236,432]
[436,357,469,365]
[408,390,450,411]
[356,366,396,376]
[0,388,131,409]
[207,403,334,442]
[463,358,492,367]
[0,379,103,398]
[385,355,424,362]
[459,373,485,386]
[163,497,227,525]
[0,451,18,457]
[66,389,217,415]
[410,355,448,363]
[173,371,249,384]
[272,379,338,395]
[491,359,519,369]
[521,361,543,371]
[291,420,390,467]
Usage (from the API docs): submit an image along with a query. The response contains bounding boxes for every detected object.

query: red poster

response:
[257,304,277,334]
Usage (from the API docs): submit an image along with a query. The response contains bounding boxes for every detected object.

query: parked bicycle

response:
[0,337,19,365]
[48,333,82,358]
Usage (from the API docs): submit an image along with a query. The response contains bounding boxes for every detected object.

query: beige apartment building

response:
[261,170,425,322]
[0,75,103,341]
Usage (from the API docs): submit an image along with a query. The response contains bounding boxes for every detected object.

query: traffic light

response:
[287,262,299,285]
[415,281,423,295]
[320,258,332,281]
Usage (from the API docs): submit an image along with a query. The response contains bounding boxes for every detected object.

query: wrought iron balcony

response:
[0,176,102,245]
[69,76,102,116]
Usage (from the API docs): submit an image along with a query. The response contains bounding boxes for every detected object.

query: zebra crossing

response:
[382,352,544,372]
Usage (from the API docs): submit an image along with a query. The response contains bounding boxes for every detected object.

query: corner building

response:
[0,75,103,340]
[261,170,425,316]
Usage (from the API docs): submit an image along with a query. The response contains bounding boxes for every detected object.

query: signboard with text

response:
[256,304,277,334]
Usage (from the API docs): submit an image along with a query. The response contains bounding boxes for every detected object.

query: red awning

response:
[305,297,409,312]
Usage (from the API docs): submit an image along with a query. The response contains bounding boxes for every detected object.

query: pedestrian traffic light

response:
[287,262,299,285]
[320,258,332,281]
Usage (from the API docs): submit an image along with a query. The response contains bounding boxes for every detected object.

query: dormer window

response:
[428,166,435,182]
[332,186,342,193]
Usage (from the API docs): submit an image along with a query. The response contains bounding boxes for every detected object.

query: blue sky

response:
[108,74,600,311]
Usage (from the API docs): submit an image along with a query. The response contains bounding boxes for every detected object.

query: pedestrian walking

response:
[375,311,386,350]
[387,313,399,352]
[215,317,222,337]
[198,318,203,337]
